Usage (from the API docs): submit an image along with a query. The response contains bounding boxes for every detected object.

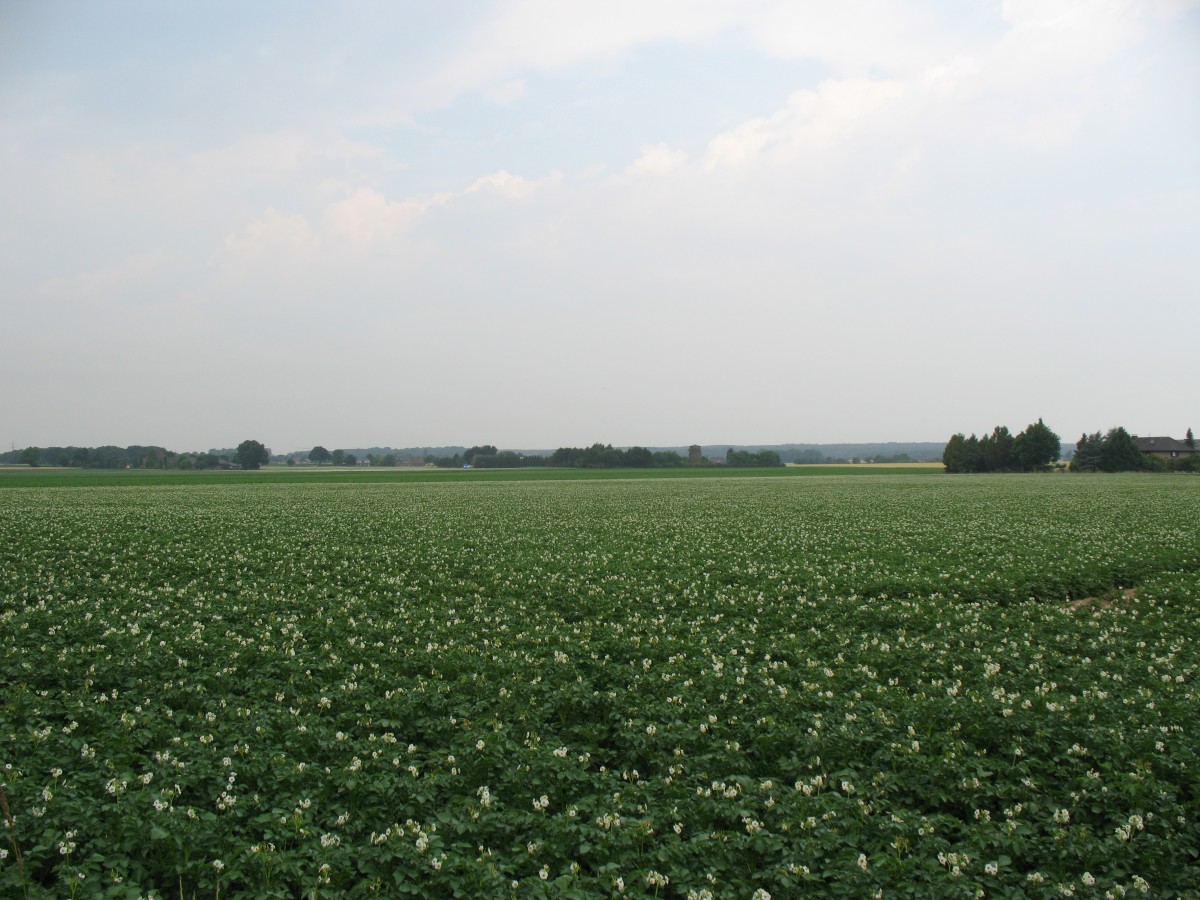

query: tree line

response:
[944,420,1198,474]
[787,449,918,465]
[5,440,272,471]
[942,419,1061,473]
[425,444,784,469]
[424,444,686,469]
[1071,427,1197,473]
[302,446,360,467]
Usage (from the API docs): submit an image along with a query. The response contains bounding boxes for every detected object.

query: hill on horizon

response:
[288,442,950,464]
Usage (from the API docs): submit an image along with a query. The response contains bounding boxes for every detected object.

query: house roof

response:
[1133,436,1195,453]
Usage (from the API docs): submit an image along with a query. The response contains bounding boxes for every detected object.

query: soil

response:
[1067,587,1137,610]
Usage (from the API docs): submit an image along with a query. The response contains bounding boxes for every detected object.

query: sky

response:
[2,0,1198,453]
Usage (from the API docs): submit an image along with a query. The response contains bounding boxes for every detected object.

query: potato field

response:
[2,474,1198,898]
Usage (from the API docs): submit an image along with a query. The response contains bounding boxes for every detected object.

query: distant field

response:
[788,461,943,469]
[2,473,1198,896]
[0,463,944,488]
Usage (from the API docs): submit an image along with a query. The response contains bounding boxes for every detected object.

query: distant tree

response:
[194,452,220,469]
[344,454,358,467]
[481,451,528,467]
[724,448,782,467]
[652,450,684,467]
[942,435,966,472]
[943,433,984,473]
[331,449,346,466]
[1013,419,1060,471]
[309,446,331,465]
[235,440,270,470]
[1098,427,1144,472]
[494,448,542,465]
[1187,428,1196,451]
[464,445,498,465]
[548,447,581,467]
[623,446,654,468]
[380,453,397,467]
[19,446,40,467]
[981,426,1015,472]
[286,457,296,466]
[88,446,125,468]
[789,449,827,465]
[1071,432,1104,472]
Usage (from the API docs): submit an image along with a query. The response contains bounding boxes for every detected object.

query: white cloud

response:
[738,1,982,76]
[705,78,905,168]
[327,170,547,243]
[464,169,542,199]
[627,143,688,176]
[327,188,425,243]
[380,1,987,123]
[222,208,317,259]
[393,0,732,117]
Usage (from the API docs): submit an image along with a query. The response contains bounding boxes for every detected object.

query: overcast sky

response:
[2,1,1197,453]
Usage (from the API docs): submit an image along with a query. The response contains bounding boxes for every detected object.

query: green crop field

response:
[0,464,941,489]
[2,474,1198,897]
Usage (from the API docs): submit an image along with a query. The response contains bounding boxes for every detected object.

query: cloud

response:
[626,143,688,176]
[390,0,732,118]
[222,208,317,259]
[378,1,987,123]
[737,1,984,76]
[327,188,425,243]
[327,170,547,243]
[705,78,905,168]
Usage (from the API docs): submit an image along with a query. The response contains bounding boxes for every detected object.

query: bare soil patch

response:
[1068,587,1137,610]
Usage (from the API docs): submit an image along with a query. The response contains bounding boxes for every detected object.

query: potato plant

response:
[1,474,1198,897]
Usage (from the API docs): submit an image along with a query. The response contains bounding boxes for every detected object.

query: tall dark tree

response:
[331,449,346,466]
[309,446,331,465]
[942,434,968,473]
[623,446,654,467]
[982,426,1015,472]
[726,448,753,466]
[943,433,984,473]
[598,446,624,468]
[754,449,783,467]
[463,445,498,464]
[1013,418,1060,471]
[1098,427,1144,472]
[1187,428,1196,451]
[19,446,40,467]
[1071,432,1104,472]
[235,440,270,470]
